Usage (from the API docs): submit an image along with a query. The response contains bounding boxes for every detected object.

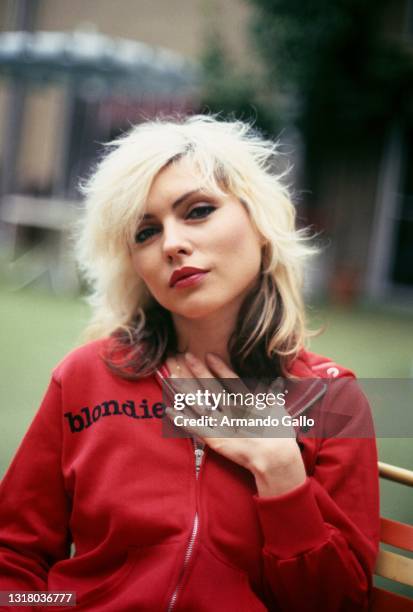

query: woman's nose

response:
[162,222,193,261]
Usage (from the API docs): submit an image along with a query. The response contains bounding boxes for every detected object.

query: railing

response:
[378,461,413,487]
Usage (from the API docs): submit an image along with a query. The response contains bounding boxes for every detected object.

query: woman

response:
[0,116,379,611]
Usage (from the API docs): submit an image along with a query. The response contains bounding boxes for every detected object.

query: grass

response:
[308,304,413,378]
[0,285,89,471]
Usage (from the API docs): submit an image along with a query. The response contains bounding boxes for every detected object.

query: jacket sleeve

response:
[0,376,71,591]
[253,379,380,612]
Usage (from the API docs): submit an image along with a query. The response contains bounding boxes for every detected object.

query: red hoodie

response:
[0,339,380,611]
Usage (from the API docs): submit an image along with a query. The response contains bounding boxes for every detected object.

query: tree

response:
[245,0,413,296]
[199,25,281,137]
[247,0,413,191]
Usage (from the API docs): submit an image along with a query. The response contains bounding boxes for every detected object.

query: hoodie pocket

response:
[47,541,182,611]
[47,547,137,611]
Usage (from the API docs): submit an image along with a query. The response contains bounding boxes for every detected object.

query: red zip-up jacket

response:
[0,339,380,611]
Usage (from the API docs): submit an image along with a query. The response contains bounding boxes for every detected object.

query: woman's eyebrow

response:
[142,189,206,220]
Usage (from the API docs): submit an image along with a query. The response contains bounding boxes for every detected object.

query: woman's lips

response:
[169,266,209,288]
[172,271,209,289]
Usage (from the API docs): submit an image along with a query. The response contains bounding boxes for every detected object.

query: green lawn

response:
[1,285,412,595]
[0,286,90,472]
[308,304,413,378]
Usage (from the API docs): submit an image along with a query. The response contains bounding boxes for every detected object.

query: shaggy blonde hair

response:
[75,115,316,375]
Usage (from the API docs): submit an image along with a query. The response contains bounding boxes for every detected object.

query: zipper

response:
[167,438,205,612]
[194,446,204,476]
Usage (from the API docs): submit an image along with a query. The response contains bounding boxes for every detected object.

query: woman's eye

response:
[186,205,216,220]
[134,227,158,244]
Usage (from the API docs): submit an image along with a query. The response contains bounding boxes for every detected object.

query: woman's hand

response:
[164,352,307,497]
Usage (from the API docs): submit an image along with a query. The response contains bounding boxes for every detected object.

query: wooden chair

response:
[370,461,413,611]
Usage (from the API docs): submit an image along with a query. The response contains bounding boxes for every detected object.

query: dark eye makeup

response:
[134,227,160,244]
[186,204,216,219]
[134,204,216,244]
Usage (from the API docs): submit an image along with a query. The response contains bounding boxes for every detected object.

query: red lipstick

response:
[169,267,209,288]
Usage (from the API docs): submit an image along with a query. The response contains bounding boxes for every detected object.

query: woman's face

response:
[130,157,263,320]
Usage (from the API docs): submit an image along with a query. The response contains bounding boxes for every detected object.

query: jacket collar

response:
[285,350,328,417]
[285,379,327,418]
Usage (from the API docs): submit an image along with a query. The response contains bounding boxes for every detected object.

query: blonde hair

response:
[75,115,316,376]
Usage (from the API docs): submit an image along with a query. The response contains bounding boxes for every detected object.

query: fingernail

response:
[185,352,197,364]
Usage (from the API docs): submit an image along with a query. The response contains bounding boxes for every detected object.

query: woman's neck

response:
[172,303,240,366]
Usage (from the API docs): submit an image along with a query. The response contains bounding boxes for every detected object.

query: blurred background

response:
[0,0,412,597]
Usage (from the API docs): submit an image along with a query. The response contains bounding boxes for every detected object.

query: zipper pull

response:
[194,447,204,476]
